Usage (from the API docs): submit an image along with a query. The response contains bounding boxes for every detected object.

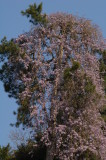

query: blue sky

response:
[0,0,106,146]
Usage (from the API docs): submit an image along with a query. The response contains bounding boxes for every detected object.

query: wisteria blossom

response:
[0,13,106,160]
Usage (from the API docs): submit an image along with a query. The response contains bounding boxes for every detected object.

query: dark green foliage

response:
[0,37,19,62]
[71,61,80,72]
[0,136,46,160]
[64,61,80,80]
[0,144,13,160]
[16,104,30,128]
[63,67,72,80]
[21,3,47,25]
[100,105,106,122]
[0,37,41,128]
[85,77,95,93]
[0,37,30,128]
[56,109,64,125]
[99,50,106,121]
[63,68,96,117]
[99,50,106,93]
[11,142,46,160]
[0,140,46,160]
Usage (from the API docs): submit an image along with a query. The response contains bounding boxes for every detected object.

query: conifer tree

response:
[0,3,106,160]
[21,3,47,25]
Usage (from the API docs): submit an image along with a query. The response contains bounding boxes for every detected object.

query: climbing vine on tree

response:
[0,3,106,160]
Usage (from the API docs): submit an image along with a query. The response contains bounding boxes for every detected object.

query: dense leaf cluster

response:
[21,3,47,25]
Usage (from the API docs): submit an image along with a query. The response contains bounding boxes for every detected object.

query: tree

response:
[0,37,30,127]
[0,144,13,160]
[99,50,106,122]
[11,141,46,160]
[21,3,47,25]
[0,4,106,160]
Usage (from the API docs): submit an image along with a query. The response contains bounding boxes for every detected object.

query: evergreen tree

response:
[0,144,13,160]
[21,3,47,25]
[0,3,106,160]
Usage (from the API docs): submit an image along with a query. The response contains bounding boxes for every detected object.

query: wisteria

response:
[0,13,106,159]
